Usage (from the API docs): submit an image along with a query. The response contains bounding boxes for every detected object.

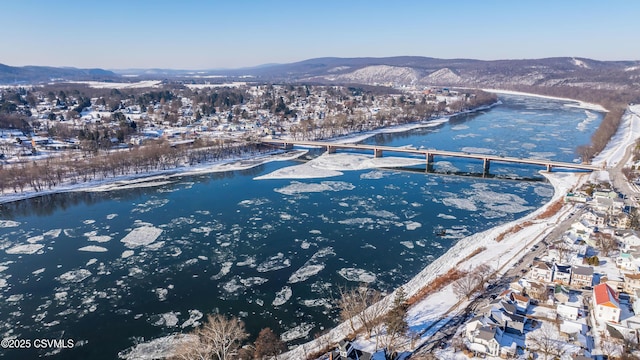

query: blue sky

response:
[2,0,638,69]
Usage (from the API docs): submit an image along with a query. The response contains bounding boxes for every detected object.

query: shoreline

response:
[483,88,608,112]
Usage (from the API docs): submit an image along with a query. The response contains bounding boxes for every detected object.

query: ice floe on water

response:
[106,213,118,220]
[43,229,62,238]
[400,241,414,249]
[273,286,292,306]
[83,219,96,225]
[86,258,97,266]
[118,334,197,360]
[360,170,389,180]
[437,213,456,220]
[257,253,291,272]
[132,198,170,214]
[237,198,271,207]
[442,197,477,211]
[154,288,168,301]
[27,235,45,243]
[78,245,108,252]
[121,226,163,248]
[338,268,377,283]
[152,311,180,327]
[281,323,314,342]
[460,146,495,154]
[210,261,233,280]
[404,221,422,230]
[274,181,355,195]
[256,153,423,180]
[289,264,325,284]
[6,244,44,255]
[180,309,203,329]
[87,234,112,243]
[57,269,92,283]
[0,220,20,228]
[121,250,134,259]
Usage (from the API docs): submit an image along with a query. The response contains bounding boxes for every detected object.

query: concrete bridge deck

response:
[260,139,602,173]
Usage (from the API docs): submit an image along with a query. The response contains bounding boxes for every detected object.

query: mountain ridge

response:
[2,56,640,92]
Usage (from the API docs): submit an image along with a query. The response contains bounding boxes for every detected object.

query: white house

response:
[593,283,621,324]
[617,251,640,272]
[557,303,580,320]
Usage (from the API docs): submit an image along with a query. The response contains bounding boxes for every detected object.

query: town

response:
[0,81,495,195]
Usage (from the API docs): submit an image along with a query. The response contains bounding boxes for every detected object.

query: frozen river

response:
[0,94,603,359]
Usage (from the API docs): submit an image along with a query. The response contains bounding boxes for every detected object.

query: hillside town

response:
[457,182,640,360]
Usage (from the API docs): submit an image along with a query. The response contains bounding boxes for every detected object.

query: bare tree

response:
[527,323,568,360]
[452,271,479,300]
[595,233,618,257]
[338,284,385,338]
[253,327,285,359]
[553,242,573,264]
[475,264,495,288]
[172,314,248,360]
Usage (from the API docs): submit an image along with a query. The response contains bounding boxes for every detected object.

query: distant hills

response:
[2,56,640,92]
[0,64,118,84]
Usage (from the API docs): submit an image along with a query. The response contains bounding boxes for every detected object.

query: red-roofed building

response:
[592,283,620,323]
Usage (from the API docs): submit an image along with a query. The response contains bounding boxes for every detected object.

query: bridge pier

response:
[546,164,552,172]
[426,153,434,173]
[483,158,490,176]
[374,148,383,158]
[283,143,293,150]
[326,145,336,154]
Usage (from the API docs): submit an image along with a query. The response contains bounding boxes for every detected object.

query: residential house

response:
[617,251,640,272]
[530,261,554,283]
[594,196,614,214]
[633,289,640,316]
[466,322,503,357]
[582,211,606,228]
[509,292,531,314]
[330,340,372,360]
[554,285,571,304]
[619,231,640,250]
[593,283,621,324]
[557,303,580,320]
[623,272,640,294]
[571,265,594,288]
[565,193,588,203]
[554,264,572,286]
[610,213,631,229]
[526,281,549,303]
[569,220,595,246]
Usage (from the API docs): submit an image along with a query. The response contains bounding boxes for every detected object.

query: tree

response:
[452,271,480,300]
[527,323,568,360]
[172,314,248,360]
[253,327,285,359]
[379,287,409,355]
[338,284,385,338]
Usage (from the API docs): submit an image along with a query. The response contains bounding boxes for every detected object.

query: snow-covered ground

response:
[484,89,608,113]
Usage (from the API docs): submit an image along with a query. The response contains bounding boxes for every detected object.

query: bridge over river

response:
[260,139,602,175]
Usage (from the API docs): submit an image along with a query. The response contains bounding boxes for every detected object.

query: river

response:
[0,94,603,359]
